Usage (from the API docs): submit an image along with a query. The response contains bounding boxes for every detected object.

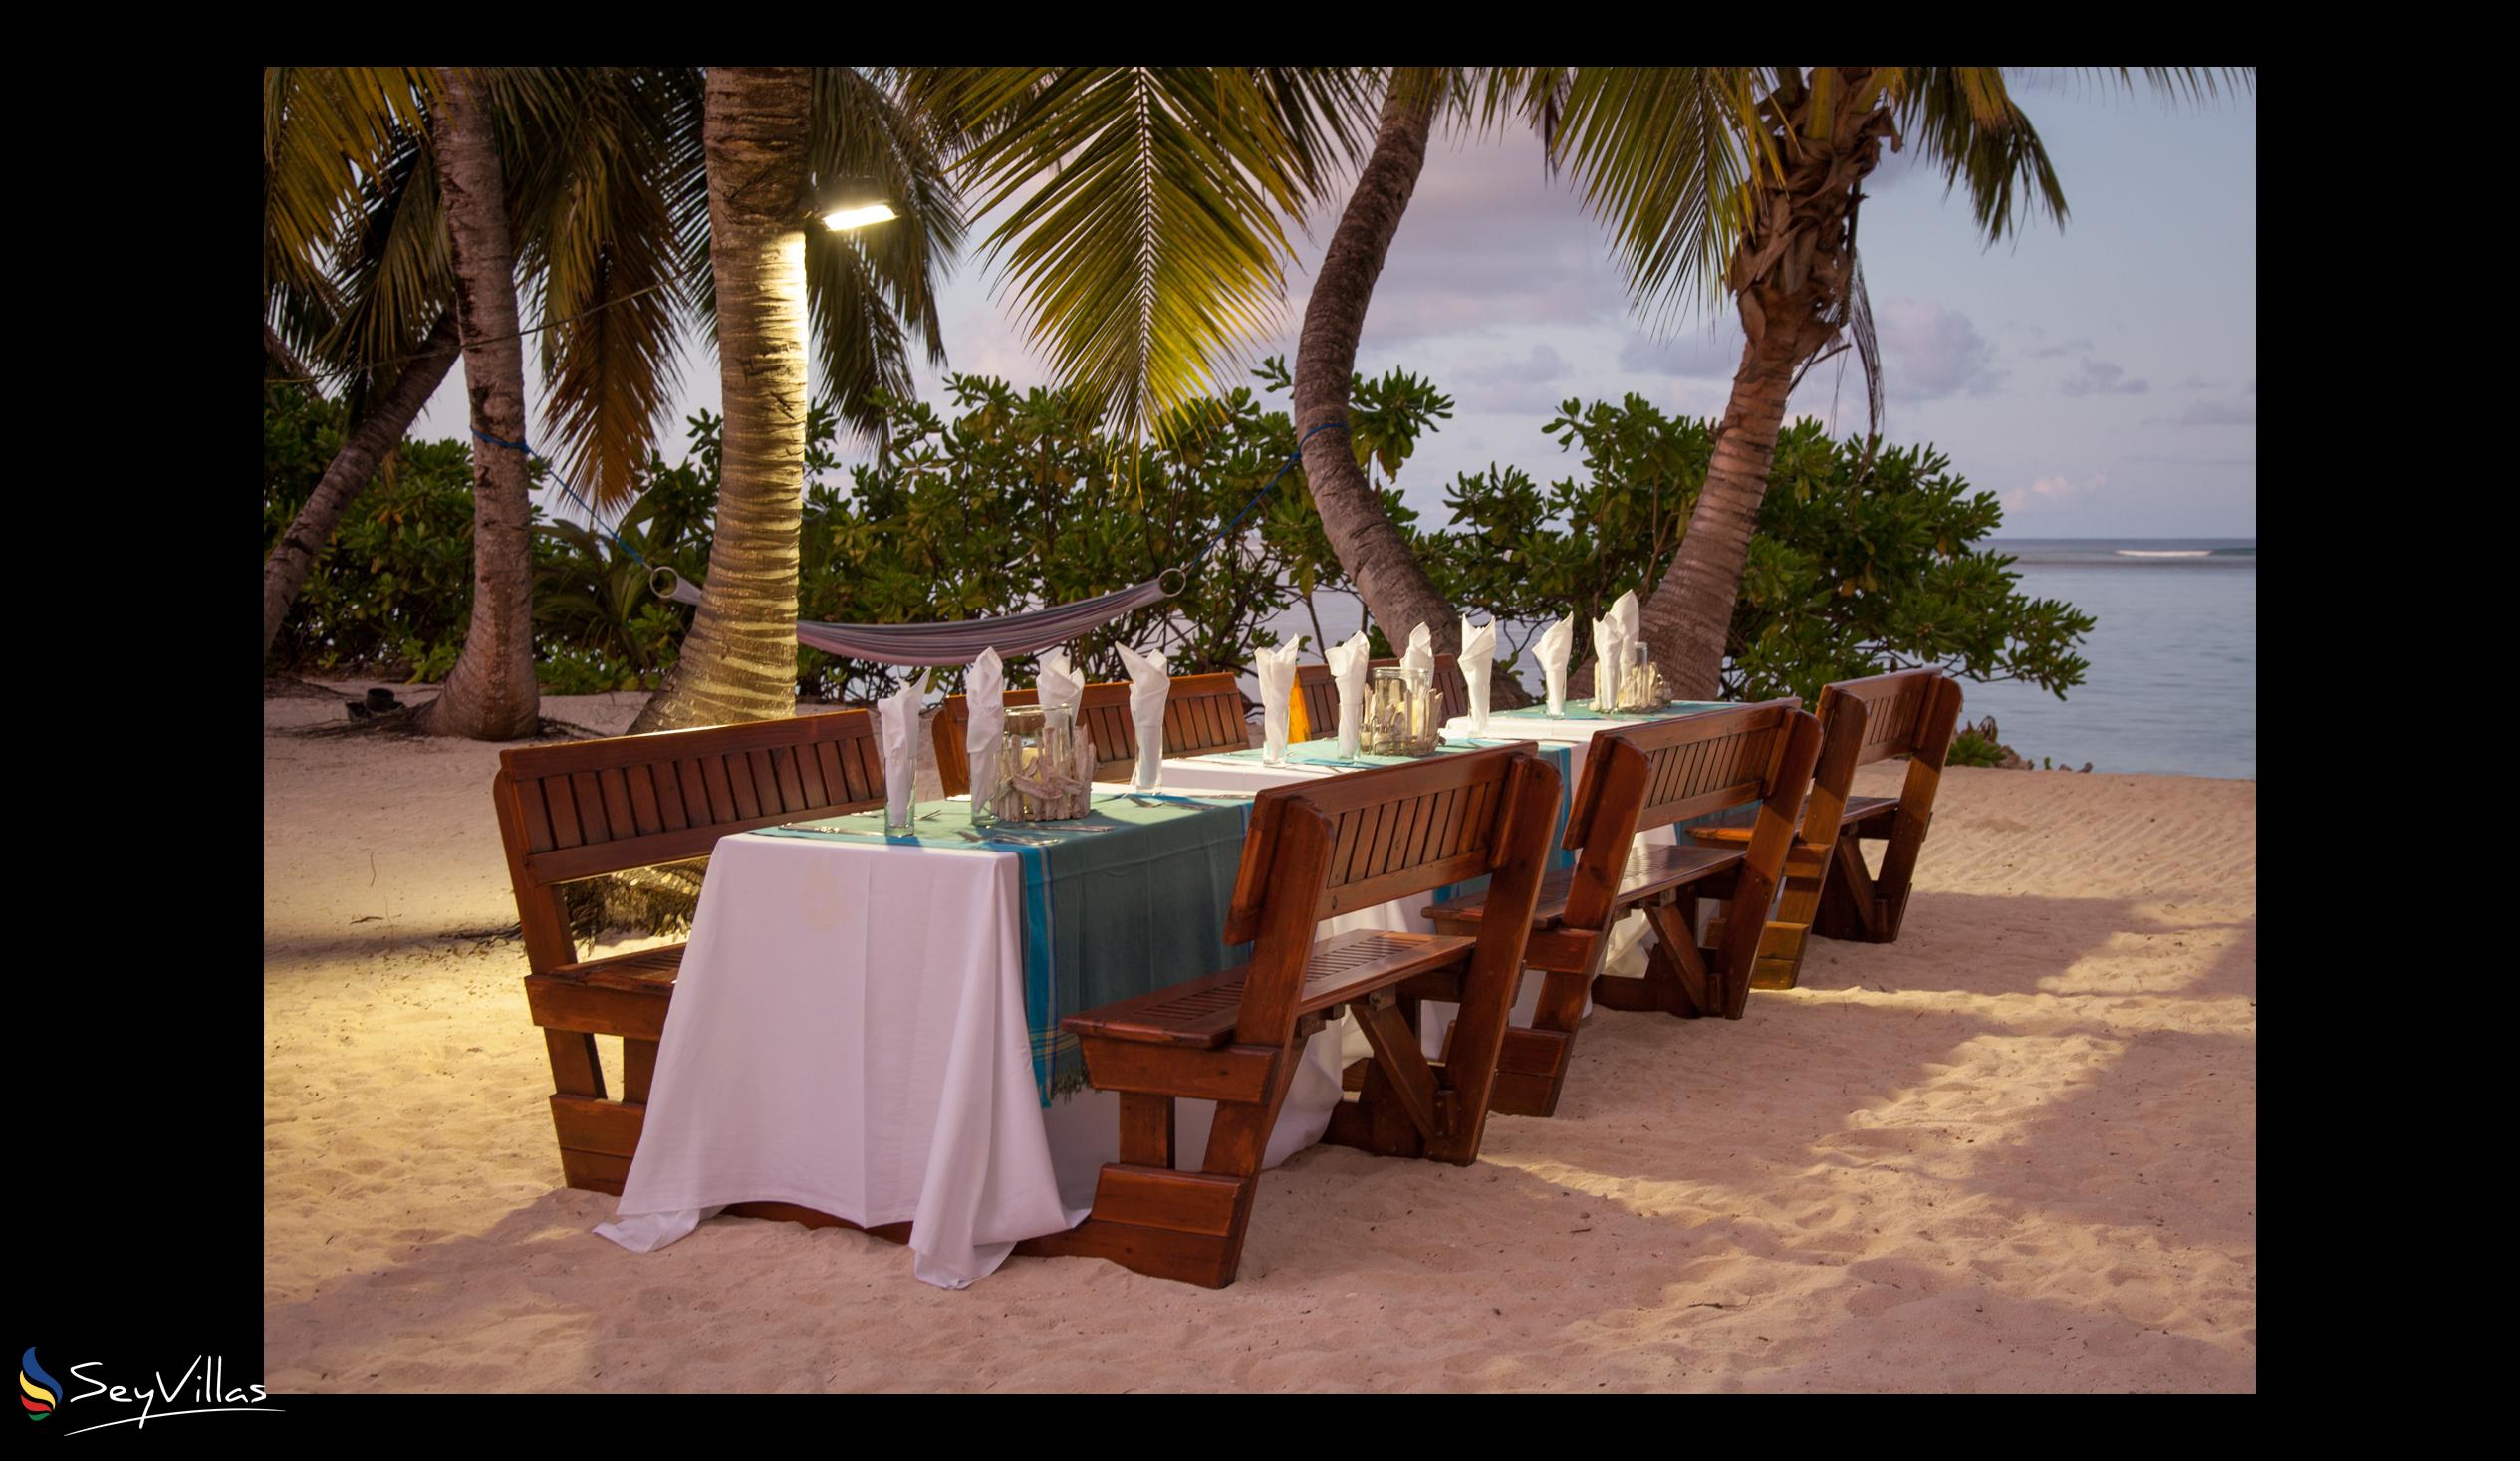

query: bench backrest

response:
[1817,667,1964,898]
[1289,653,1469,742]
[1555,701,1821,944]
[932,672,1248,795]
[1819,667,1963,769]
[490,711,884,972]
[1222,745,1561,1046]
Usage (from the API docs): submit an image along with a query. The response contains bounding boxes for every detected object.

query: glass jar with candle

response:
[1613,643,1651,713]
[993,704,1090,821]
[1363,665,1443,757]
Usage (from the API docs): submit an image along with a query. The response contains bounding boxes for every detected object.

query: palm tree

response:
[628,67,961,730]
[628,68,813,731]
[262,68,451,664]
[416,65,540,738]
[1289,69,1462,654]
[1543,67,2250,695]
[261,68,959,732]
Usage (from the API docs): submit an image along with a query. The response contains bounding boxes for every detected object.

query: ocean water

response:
[1961,539,2254,780]
[1257,537,2255,782]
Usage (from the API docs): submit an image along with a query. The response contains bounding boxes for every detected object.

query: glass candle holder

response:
[1363,665,1443,757]
[992,704,1091,821]
[1610,643,1666,713]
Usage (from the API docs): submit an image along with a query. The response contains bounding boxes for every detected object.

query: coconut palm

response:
[260,67,960,733]
[627,68,814,730]
[1540,66,2251,696]
[628,66,962,730]
[1286,68,1465,654]
[261,68,452,663]
[414,65,542,737]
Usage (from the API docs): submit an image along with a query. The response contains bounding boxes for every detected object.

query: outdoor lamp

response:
[807,175,897,232]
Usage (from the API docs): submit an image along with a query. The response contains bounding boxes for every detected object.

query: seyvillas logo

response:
[21,1350,278,1435]
[20,1349,59,1420]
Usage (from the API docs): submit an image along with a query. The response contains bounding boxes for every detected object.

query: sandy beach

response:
[264,682,2255,1393]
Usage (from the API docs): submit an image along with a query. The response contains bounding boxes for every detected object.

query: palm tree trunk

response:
[1291,77,1457,656]
[1638,74,1890,699]
[629,67,812,733]
[419,66,541,740]
[261,312,459,663]
[1637,321,1808,698]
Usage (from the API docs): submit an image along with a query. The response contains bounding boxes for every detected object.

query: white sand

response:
[265,682,2255,1392]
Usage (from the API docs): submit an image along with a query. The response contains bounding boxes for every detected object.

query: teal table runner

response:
[1186,738,1577,897]
[1494,699,1733,722]
[759,793,1252,1105]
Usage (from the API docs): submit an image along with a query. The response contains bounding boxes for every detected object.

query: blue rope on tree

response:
[474,428,649,568]
[1187,418,1347,568]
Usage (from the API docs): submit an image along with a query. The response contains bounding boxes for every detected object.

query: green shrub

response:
[266,364,2091,712]
[1947,729,2009,768]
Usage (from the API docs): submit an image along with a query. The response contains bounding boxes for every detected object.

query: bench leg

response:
[1813,836,1889,943]
[1020,1042,1301,1289]
[1486,964,1592,1116]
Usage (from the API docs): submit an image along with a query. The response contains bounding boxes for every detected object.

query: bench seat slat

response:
[1064,929,1474,1049]
[1426,841,1746,928]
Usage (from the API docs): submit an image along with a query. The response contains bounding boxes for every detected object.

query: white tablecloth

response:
[599,804,1371,1289]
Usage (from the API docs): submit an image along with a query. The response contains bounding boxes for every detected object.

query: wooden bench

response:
[932,671,1250,796]
[490,711,885,1193]
[1687,667,1962,946]
[1421,701,1848,1116]
[1290,653,1471,742]
[1022,744,1564,1288]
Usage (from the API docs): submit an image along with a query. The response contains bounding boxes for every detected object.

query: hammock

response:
[654,568,1179,667]
[629,419,1349,668]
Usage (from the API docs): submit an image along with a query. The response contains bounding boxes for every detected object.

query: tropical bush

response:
[265,366,2091,710]
[1426,394,2094,704]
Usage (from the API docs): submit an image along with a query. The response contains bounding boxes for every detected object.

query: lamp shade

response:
[805,175,896,232]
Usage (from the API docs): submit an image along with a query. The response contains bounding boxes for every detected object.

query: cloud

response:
[1304,132,1637,348]
[1618,325,1743,378]
[1873,299,2005,401]
[1455,342,1580,413]
[1460,342,1572,386]
[2156,398,2255,426]
[2003,471,2108,514]
[2059,357,2149,396]
[2029,335,2095,360]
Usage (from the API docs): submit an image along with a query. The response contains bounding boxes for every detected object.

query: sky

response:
[413,74,2257,540]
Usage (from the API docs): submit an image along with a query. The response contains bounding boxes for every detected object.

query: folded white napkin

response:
[881,668,928,827]
[1253,632,1304,765]
[1035,648,1084,715]
[1592,589,1640,708]
[1610,590,1641,661]
[1116,642,1170,792]
[1326,630,1372,758]
[1400,622,1435,686]
[1591,617,1621,708]
[965,648,1006,809]
[1538,613,1575,717]
[1459,613,1496,734]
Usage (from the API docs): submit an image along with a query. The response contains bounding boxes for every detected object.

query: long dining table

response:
[596,734,1573,1289]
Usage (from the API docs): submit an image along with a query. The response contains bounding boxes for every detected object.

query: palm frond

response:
[1886,67,2068,243]
[937,66,1340,438]
[811,66,965,378]
[500,67,696,508]
[1546,67,1776,331]
[319,130,450,415]
[264,68,435,380]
